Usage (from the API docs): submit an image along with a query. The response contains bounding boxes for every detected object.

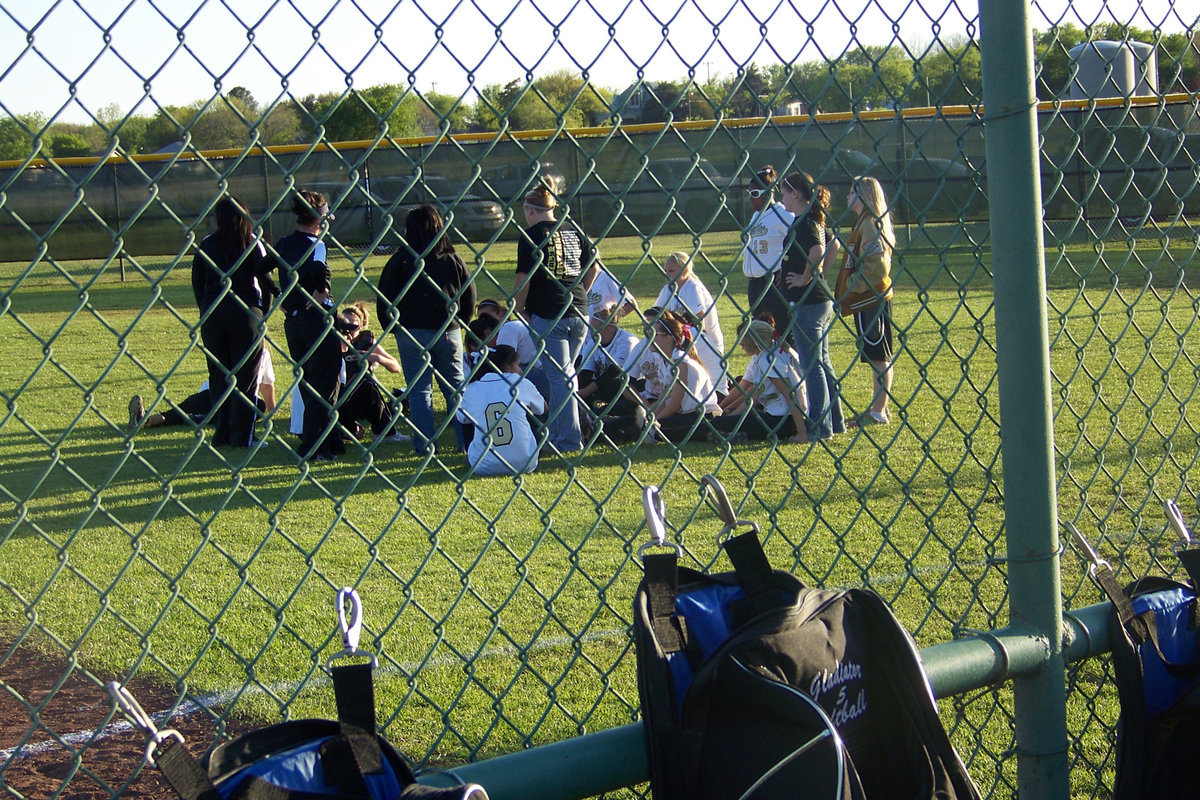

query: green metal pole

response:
[977,1,1069,797]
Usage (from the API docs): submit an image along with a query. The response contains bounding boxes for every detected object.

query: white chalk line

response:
[2,549,1056,763]
[0,627,626,762]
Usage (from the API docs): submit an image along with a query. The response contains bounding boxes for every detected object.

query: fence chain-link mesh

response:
[1,1,1198,797]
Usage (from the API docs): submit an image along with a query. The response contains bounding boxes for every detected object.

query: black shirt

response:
[191,234,272,313]
[272,231,331,315]
[779,210,834,305]
[516,219,595,319]
[377,248,475,332]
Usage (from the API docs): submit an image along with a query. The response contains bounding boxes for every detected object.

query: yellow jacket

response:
[834,212,893,317]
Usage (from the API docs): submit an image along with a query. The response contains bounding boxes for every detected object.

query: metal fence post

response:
[978,1,1069,797]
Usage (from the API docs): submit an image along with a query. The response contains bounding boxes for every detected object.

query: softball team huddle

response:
[175,167,895,477]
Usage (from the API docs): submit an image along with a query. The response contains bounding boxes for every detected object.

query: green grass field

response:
[2,218,1199,796]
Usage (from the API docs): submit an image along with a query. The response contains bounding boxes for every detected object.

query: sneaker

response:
[848,410,890,428]
[128,394,144,430]
[383,432,412,444]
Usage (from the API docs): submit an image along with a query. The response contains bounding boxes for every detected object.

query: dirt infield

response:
[0,645,244,799]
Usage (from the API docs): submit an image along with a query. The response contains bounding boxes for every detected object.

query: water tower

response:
[1067,40,1159,100]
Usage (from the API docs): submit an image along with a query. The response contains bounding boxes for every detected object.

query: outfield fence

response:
[2,1,1200,798]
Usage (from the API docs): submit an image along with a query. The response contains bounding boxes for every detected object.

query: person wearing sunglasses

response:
[741,165,794,335]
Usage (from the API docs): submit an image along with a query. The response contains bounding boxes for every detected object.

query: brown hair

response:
[405,204,455,257]
[212,195,254,266]
[754,165,777,188]
[524,183,558,211]
[292,188,328,227]
[650,310,703,366]
[782,171,830,227]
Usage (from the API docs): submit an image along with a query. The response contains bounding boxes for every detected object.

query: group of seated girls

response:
[447,296,813,476]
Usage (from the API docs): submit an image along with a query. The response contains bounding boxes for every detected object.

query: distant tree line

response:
[0,24,1195,162]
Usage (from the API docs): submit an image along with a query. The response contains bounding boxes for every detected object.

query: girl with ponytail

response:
[777,171,845,440]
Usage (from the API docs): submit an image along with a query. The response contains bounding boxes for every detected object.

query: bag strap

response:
[722,531,784,619]
[643,551,691,655]
[332,661,377,732]
[1176,547,1200,593]
[156,738,222,800]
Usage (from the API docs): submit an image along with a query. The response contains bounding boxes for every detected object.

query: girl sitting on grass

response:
[456,345,546,476]
[603,310,721,444]
[711,319,808,444]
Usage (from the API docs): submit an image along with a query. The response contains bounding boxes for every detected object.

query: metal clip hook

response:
[107,682,185,767]
[638,485,682,560]
[1063,520,1111,576]
[700,474,759,545]
[328,587,378,669]
[1165,499,1192,551]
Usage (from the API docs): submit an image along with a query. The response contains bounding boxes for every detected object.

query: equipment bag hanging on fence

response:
[632,476,981,800]
[109,588,488,800]
[1069,505,1200,800]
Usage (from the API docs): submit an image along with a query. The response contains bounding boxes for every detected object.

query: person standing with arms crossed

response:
[834,175,896,426]
[742,165,793,335]
[513,183,598,454]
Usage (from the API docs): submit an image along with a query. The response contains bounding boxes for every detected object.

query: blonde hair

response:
[853,176,895,254]
[665,251,693,279]
[523,184,558,211]
[343,301,370,329]
[740,319,777,354]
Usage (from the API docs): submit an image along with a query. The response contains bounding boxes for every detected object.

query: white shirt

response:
[742,202,793,278]
[625,346,672,401]
[743,347,803,418]
[580,328,639,375]
[497,319,538,366]
[457,372,546,476]
[586,267,637,320]
[673,351,722,416]
[653,276,728,395]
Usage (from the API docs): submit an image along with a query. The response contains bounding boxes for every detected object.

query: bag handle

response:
[639,485,690,655]
[1067,521,1200,677]
[1166,499,1200,592]
[108,682,220,800]
[701,474,791,616]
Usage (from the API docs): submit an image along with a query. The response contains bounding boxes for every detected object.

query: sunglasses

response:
[746,188,768,199]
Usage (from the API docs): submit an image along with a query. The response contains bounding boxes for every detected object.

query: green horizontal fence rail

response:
[1,1,1199,799]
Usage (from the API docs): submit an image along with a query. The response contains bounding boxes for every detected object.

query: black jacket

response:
[191,235,273,313]
[377,249,475,332]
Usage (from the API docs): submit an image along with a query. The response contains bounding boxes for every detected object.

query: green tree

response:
[48,132,91,157]
[917,37,983,106]
[775,61,840,115]
[96,104,152,155]
[471,71,613,132]
[141,104,201,153]
[0,113,47,161]
[300,85,421,142]
[417,91,473,134]
[0,116,35,161]
[257,104,301,146]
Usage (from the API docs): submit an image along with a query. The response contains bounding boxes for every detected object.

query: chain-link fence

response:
[1,1,1199,798]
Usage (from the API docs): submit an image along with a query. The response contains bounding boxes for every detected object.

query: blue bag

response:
[111,590,487,800]
[1071,511,1200,800]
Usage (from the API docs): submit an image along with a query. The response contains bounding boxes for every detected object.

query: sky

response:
[0,0,1194,124]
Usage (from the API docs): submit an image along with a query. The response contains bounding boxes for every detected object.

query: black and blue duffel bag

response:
[110,589,486,800]
[1070,504,1200,800]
